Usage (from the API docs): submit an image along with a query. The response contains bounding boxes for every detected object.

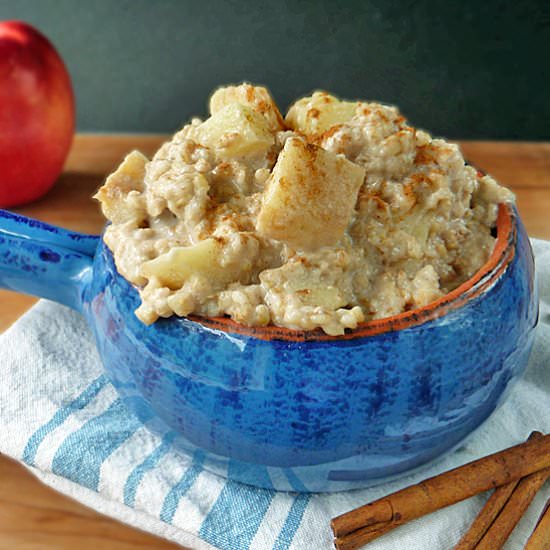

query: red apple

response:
[0,21,75,207]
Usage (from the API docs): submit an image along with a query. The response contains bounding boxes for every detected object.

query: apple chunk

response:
[256,138,365,250]
[209,83,284,132]
[141,238,234,290]
[197,103,274,159]
[94,150,148,224]
[285,92,359,137]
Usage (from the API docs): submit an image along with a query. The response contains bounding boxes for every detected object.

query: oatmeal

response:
[95,84,514,335]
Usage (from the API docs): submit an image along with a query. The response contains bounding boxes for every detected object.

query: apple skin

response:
[0,21,75,208]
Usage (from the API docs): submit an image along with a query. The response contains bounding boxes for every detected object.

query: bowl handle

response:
[0,209,100,311]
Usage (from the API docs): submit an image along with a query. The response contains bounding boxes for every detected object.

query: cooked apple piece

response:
[302,287,346,308]
[261,260,348,308]
[140,238,239,290]
[285,92,359,137]
[256,138,365,250]
[209,83,284,132]
[475,174,515,204]
[94,150,148,223]
[197,103,274,159]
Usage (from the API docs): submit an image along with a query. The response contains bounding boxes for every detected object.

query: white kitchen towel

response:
[1,240,549,550]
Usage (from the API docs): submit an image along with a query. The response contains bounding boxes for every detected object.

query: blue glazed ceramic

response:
[0,205,538,492]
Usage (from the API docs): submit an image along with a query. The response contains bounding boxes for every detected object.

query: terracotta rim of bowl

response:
[188,202,516,342]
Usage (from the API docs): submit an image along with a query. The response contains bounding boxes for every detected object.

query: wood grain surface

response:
[0,135,548,549]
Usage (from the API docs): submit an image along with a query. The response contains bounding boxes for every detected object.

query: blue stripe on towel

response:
[272,494,311,550]
[51,398,149,491]
[199,462,276,550]
[22,374,108,466]
[271,469,311,550]
[160,450,205,523]
[124,431,176,507]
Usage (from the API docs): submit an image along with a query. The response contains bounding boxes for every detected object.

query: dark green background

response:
[1,0,548,138]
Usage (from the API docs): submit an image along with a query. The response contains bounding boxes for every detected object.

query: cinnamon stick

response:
[334,521,394,550]
[453,479,520,550]
[454,431,541,550]
[524,499,550,550]
[331,432,550,550]
[475,465,550,550]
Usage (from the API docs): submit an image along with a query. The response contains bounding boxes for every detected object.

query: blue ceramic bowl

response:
[0,204,538,491]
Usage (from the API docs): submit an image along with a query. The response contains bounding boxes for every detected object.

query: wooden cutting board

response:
[0,136,548,549]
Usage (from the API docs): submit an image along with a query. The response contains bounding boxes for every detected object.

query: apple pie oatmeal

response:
[95,83,514,335]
